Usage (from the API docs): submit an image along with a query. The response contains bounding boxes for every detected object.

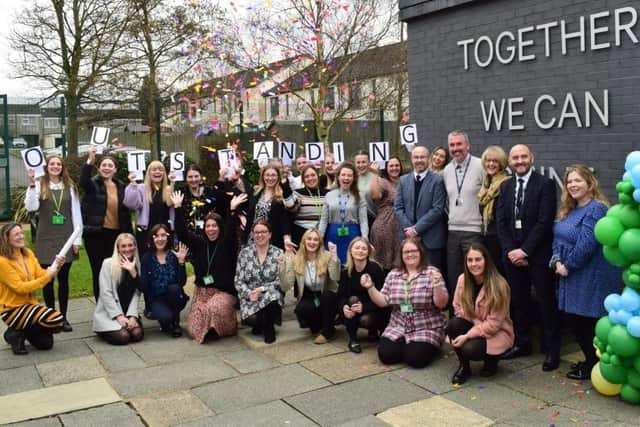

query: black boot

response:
[4,327,28,355]
[452,362,471,384]
[480,355,499,377]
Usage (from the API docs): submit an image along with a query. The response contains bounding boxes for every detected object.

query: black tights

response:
[41,262,72,317]
[85,229,120,302]
[446,317,489,362]
[565,312,598,366]
[98,326,144,346]
[23,324,54,350]
[295,289,338,337]
[378,337,439,369]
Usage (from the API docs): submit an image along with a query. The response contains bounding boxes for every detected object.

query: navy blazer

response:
[495,171,557,265]
[394,170,447,250]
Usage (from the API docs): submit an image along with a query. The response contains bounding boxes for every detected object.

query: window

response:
[21,116,38,126]
[324,87,335,110]
[270,96,279,118]
[349,84,362,109]
[44,118,59,129]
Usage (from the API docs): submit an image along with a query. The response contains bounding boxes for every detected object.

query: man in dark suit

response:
[496,144,560,371]
[394,146,447,270]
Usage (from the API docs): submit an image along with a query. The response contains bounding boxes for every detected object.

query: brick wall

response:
[402,0,640,197]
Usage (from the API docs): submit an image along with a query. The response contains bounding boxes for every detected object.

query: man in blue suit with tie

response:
[394,146,447,271]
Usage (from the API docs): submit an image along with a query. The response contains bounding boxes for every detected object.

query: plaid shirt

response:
[380,267,446,346]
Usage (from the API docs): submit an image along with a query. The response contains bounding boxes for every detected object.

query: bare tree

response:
[9,0,135,154]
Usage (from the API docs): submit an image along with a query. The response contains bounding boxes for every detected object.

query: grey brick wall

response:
[403,0,640,198]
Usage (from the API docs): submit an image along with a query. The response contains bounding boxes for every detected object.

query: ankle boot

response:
[452,362,471,384]
[4,327,28,355]
[480,355,499,377]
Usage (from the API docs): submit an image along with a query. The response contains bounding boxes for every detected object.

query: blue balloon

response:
[634,189,640,203]
[628,316,640,338]
[604,294,622,313]
[626,151,640,172]
[632,164,640,189]
[621,288,640,313]
[624,171,632,181]
[618,309,633,324]
[609,310,621,324]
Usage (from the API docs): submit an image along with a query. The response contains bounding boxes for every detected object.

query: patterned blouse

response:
[249,196,273,243]
[234,244,284,319]
[381,266,447,346]
[148,251,180,298]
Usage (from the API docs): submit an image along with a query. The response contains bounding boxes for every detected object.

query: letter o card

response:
[21,147,46,178]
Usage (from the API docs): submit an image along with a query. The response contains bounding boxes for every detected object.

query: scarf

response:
[478,171,509,233]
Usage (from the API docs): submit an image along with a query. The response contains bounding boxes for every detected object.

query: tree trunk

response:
[65,94,79,156]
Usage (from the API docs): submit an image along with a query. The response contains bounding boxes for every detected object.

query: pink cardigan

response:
[453,275,514,355]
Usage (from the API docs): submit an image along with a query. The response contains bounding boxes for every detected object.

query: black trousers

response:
[295,288,338,337]
[445,231,484,303]
[565,312,598,366]
[503,260,560,355]
[446,317,489,362]
[378,336,439,369]
[85,228,120,301]
[41,262,72,318]
[23,324,54,350]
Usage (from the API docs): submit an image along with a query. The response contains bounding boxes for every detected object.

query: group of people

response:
[0,132,621,386]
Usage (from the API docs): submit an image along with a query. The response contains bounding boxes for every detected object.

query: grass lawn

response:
[24,228,194,300]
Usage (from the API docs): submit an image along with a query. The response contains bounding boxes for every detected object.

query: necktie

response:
[515,178,524,218]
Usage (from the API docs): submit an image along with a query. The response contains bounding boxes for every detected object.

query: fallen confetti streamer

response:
[470,395,477,400]
[551,410,560,418]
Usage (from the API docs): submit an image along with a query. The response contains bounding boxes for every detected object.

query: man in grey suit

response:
[394,146,447,270]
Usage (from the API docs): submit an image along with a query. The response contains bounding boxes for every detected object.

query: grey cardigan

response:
[93,258,141,332]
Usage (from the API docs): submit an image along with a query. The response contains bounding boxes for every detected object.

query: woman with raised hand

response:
[551,165,620,380]
[25,154,82,332]
[244,165,294,252]
[139,224,189,338]
[235,221,286,344]
[365,237,448,368]
[181,164,230,237]
[81,145,132,302]
[285,165,329,246]
[447,243,514,384]
[318,162,368,264]
[171,190,247,343]
[0,223,65,355]
[338,237,388,353]
[282,229,340,344]
[93,233,144,345]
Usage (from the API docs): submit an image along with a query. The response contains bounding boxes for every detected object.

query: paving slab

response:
[284,372,432,426]
[36,354,106,386]
[0,378,120,425]
[66,297,97,312]
[130,334,245,365]
[192,365,330,414]
[0,365,43,396]
[58,402,144,427]
[130,390,214,427]
[259,340,345,364]
[300,346,398,384]
[217,349,279,374]
[95,347,147,373]
[392,351,460,395]
[376,396,494,427]
[498,403,615,427]
[176,400,317,427]
[108,356,238,398]
[336,415,391,427]
[48,321,95,342]
[64,308,96,326]
[238,319,312,350]
[558,386,640,424]
[0,339,93,371]
[6,417,61,426]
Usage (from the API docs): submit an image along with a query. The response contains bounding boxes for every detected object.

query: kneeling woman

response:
[93,233,144,345]
[235,221,286,344]
[338,237,388,353]
[364,238,448,368]
[447,243,514,384]
[172,190,247,343]
[0,223,65,355]
[282,229,340,344]
[139,224,189,337]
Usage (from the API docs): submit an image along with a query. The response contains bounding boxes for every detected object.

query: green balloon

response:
[620,194,635,205]
[620,384,640,404]
[631,264,640,274]
[619,229,640,262]
[604,246,632,267]
[623,269,640,289]
[595,317,613,344]
[594,217,625,246]
[609,324,640,357]
[618,180,635,195]
[628,369,640,389]
[600,360,628,384]
[607,204,625,219]
[635,354,640,373]
[619,205,640,228]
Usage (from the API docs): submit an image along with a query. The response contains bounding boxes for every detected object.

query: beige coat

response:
[282,255,340,301]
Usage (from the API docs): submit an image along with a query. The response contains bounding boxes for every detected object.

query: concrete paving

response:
[1,296,638,426]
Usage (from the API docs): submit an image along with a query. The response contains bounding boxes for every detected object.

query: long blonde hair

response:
[143,160,171,205]
[460,243,510,316]
[558,164,609,220]
[110,233,140,286]
[345,237,377,277]
[254,165,284,203]
[0,223,28,259]
[40,155,77,201]
[294,229,330,276]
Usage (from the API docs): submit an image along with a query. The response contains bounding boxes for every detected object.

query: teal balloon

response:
[603,246,632,267]
[620,384,640,404]
[628,368,640,389]
[618,205,640,228]
[594,217,625,246]
[608,324,640,357]
[600,360,628,384]
[595,316,613,343]
[619,229,640,262]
